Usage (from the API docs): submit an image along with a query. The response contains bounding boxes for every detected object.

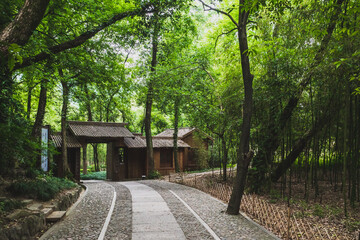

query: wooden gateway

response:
[51,122,212,181]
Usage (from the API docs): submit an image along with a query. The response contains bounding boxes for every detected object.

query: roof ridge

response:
[67,121,128,126]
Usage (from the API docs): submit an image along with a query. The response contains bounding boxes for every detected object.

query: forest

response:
[0,0,359,237]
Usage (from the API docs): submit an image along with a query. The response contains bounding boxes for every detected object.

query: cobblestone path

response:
[40,181,114,240]
[40,180,279,240]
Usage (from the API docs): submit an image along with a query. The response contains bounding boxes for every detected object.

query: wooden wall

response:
[127,149,146,179]
[154,148,185,176]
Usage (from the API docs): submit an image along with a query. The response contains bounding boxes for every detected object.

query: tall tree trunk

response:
[84,84,92,122]
[31,79,48,138]
[92,143,100,172]
[173,97,180,173]
[227,1,254,215]
[27,86,33,120]
[84,83,97,173]
[59,69,70,176]
[145,20,158,175]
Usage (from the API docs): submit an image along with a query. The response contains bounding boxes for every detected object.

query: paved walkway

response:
[121,182,185,240]
[40,180,279,240]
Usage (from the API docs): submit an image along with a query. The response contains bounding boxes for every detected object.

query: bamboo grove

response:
[0,0,359,217]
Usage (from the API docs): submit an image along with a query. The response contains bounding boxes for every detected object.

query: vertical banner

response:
[41,127,49,171]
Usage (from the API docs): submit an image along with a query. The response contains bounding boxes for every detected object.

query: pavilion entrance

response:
[52,121,134,181]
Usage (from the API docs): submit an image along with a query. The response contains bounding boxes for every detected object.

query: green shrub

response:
[7,176,77,201]
[148,170,161,179]
[344,218,360,232]
[0,199,24,212]
[312,204,325,218]
[80,171,106,180]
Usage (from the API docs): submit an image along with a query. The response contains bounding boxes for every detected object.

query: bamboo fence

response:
[168,173,354,240]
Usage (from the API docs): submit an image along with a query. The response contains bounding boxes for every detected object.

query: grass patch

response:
[80,171,106,180]
[7,176,77,201]
[0,199,24,213]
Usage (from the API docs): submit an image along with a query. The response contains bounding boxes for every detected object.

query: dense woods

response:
[1,0,359,228]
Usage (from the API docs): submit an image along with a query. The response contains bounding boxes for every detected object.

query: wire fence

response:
[168,173,354,240]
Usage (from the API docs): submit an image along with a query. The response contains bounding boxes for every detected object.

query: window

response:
[160,149,173,168]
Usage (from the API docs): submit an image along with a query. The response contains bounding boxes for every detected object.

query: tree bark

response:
[83,83,93,175]
[84,84,93,122]
[31,79,48,138]
[145,20,158,175]
[92,143,100,172]
[173,97,180,172]
[59,69,70,176]
[227,0,254,215]
[27,85,33,120]
[0,0,50,56]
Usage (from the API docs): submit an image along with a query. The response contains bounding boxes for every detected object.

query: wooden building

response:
[124,135,190,176]
[50,122,211,181]
[155,127,213,171]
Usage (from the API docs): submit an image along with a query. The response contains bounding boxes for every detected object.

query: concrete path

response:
[40,180,279,240]
[120,181,185,240]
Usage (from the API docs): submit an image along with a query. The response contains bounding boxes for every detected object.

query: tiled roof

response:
[51,133,82,148]
[155,127,196,138]
[124,136,146,148]
[68,121,133,138]
[153,137,190,148]
[124,136,190,148]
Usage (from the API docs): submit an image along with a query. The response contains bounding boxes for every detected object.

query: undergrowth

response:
[0,199,24,213]
[80,171,106,180]
[7,175,77,201]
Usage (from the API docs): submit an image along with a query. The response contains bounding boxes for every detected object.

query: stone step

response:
[27,203,43,211]
[46,211,66,222]
[43,204,56,210]
[41,208,53,217]
[21,199,33,205]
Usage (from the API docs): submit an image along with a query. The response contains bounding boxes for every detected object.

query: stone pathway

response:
[40,180,279,240]
[121,181,185,240]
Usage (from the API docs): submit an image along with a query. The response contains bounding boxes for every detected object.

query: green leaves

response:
[7,43,22,71]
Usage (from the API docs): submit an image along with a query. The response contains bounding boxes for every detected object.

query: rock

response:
[7,209,32,220]
[21,199,33,205]
[43,204,55,210]
[46,211,66,222]
[26,203,43,211]
[41,208,53,217]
